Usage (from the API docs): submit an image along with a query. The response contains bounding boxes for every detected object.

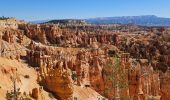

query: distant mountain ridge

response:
[85,15,170,26]
[31,15,170,26]
[45,19,87,25]
[30,20,50,24]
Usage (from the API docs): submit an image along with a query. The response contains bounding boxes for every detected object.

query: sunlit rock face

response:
[75,50,90,86]
[0,29,26,59]
[89,56,105,94]
[39,60,74,100]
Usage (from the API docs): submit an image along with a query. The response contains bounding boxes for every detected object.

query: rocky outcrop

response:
[76,50,90,86]
[89,56,105,94]
[19,24,48,44]
[0,18,26,29]
[38,60,73,100]
[18,24,119,47]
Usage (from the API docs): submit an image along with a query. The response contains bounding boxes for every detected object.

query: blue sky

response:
[0,0,169,21]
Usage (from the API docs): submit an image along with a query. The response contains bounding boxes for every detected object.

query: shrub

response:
[71,71,77,81]
[48,93,54,98]
[24,97,31,100]
[6,88,21,100]
[74,97,78,100]
[148,96,155,100]
[24,75,30,79]
[6,92,13,100]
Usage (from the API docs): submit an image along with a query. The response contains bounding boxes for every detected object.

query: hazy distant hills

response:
[30,20,50,24]
[85,15,170,26]
[31,15,170,26]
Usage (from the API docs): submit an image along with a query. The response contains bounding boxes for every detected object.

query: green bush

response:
[74,97,78,100]
[48,93,54,98]
[6,88,21,100]
[148,96,155,100]
[24,97,31,100]
[6,92,13,100]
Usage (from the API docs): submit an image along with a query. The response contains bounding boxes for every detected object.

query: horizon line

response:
[1,15,170,22]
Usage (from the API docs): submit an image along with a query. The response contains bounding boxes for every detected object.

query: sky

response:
[0,0,169,21]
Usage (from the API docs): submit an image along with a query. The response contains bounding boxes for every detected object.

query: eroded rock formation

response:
[1,21,170,100]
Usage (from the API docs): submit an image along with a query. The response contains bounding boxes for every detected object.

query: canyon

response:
[0,18,170,100]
